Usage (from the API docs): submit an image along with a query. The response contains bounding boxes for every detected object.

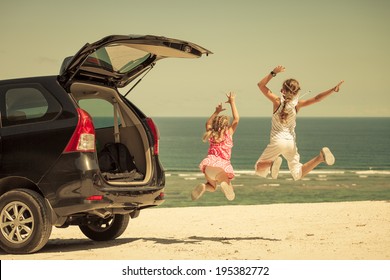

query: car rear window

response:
[84,45,151,74]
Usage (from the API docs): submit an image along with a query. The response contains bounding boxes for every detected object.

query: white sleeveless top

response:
[270,95,299,141]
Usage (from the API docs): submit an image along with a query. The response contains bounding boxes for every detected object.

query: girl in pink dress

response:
[192,92,239,201]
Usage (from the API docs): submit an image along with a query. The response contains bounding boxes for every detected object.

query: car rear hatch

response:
[59,34,211,193]
[59,34,212,89]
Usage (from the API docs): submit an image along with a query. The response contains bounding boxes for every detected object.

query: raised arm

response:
[226,92,239,134]
[257,65,286,108]
[297,80,344,111]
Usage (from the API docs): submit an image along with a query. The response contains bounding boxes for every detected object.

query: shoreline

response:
[165,169,390,175]
[1,201,389,260]
[160,170,390,208]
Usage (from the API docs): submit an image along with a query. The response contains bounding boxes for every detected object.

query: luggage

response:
[98,142,143,181]
[98,102,143,181]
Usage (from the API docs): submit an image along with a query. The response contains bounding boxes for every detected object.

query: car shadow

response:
[187,235,282,244]
[31,235,282,254]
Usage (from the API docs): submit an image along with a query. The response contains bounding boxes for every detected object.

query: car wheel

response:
[0,189,52,254]
[79,214,130,241]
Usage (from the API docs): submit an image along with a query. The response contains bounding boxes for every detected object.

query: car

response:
[0,34,212,254]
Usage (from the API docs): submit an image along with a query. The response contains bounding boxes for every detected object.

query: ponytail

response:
[279,79,300,124]
[202,115,229,142]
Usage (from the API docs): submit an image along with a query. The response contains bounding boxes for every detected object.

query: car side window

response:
[78,98,121,129]
[1,85,61,127]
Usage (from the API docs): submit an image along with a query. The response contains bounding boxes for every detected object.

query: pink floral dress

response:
[199,131,234,179]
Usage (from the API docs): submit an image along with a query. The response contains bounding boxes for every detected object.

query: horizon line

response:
[150,115,390,118]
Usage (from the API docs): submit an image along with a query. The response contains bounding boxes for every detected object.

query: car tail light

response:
[85,195,103,201]
[146,117,159,155]
[158,192,165,200]
[64,108,96,153]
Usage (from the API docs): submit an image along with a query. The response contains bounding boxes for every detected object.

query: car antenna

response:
[124,65,154,97]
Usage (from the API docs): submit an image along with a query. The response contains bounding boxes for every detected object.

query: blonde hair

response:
[279,79,300,124]
[202,115,230,142]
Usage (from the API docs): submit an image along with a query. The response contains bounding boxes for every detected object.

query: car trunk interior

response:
[69,82,152,185]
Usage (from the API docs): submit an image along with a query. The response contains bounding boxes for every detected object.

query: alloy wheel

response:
[0,201,34,244]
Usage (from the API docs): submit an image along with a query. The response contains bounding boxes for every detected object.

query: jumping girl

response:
[192,92,239,201]
[255,65,344,180]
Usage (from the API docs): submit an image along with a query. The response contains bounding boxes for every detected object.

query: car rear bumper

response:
[38,152,165,218]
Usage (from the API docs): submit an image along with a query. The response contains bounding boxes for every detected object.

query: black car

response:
[0,35,211,254]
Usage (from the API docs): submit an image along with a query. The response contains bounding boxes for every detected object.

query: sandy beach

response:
[1,200,389,260]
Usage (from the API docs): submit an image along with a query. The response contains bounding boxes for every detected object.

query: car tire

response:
[0,189,52,254]
[79,214,130,241]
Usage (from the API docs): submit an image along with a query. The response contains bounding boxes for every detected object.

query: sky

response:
[1,0,389,117]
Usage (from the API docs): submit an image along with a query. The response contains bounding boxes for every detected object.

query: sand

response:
[1,200,389,260]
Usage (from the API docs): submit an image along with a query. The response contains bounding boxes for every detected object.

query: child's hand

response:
[273,65,286,74]
[215,103,225,114]
[333,80,344,92]
[225,92,236,104]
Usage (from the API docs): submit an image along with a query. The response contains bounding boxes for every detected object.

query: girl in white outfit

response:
[255,65,344,180]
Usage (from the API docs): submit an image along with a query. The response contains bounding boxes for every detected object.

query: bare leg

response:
[205,173,217,192]
[215,171,235,201]
[203,166,235,200]
[256,157,282,179]
[301,155,323,178]
[205,183,217,192]
[301,149,332,178]
[191,180,218,201]
[255,160,273,176]
[215,171,230,185]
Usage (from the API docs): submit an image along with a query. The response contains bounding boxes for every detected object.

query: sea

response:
[149,117,390,207]
[154,117,390,172]
[94,116,390,206]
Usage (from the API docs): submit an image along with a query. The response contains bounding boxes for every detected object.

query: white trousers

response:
[255,139,303,180]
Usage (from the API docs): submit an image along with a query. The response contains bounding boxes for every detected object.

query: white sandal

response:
[191,183,206,201]
[321,147,335,166]
[220,182,235,201]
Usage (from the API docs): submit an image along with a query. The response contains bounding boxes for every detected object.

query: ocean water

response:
[155,117,390,172]
[94,116,390,206]
[154,117,390,207]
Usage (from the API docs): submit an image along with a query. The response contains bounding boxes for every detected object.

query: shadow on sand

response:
[24,235,282,254]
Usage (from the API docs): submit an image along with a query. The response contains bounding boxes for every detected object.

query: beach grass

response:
[160,171,390,208]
